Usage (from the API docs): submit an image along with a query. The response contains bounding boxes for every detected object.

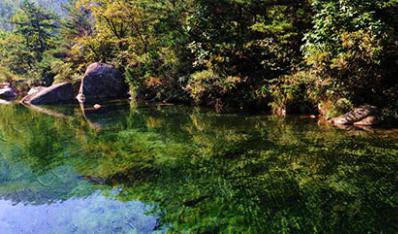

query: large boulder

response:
[331,105,379,126]
[76,63,129,103]
[21,82,75,105]
[0,86,17,101]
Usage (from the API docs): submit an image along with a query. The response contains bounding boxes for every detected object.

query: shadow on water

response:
[0,103,397,233]
[79,100,132,130]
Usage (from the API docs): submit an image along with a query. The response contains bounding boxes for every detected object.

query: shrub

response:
[268,71,319,115]
[186,69,243,111]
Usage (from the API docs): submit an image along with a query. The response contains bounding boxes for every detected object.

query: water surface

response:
[0,103,397,233]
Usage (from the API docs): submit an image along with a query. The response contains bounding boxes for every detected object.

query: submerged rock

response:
[21,82,75,105]
[76,63,129,103]
[331,105,379,126]
[94,104,102,110]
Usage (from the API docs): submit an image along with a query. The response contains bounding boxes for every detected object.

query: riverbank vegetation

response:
[0,0,397,118]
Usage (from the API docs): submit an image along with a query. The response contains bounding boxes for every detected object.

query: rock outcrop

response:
[331,105,379,126]
[76,63,129,103]
[21,82,75,105]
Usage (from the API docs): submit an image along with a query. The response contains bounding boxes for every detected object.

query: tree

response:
[0,32,36,75]
[303,0,398,107]
[186,0,312,109]
[62,0,93,40]
[12,0,58,60]
[71,0,194,101]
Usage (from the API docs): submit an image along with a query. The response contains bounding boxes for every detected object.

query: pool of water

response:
[0,103,397,233]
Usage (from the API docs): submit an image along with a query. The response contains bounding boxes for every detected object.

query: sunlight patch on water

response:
[0,191,161,234]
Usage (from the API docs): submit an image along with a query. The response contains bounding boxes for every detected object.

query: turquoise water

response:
[0,103,397,233]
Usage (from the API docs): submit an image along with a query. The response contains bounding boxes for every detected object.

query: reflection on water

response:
[0,192,159,234]
[0,103,397,233]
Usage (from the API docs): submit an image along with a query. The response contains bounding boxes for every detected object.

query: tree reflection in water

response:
[0,104,397,233]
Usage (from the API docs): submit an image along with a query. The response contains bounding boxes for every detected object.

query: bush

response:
[186,69,243,111]
[268,71,319,115]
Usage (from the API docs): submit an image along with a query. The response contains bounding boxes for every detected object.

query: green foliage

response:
[268,71,319,115]
[303,0,398,106]
[51,60,81,83]
[0,0,397,116]
[263,0,398,118]
[63,0,193,101]
[12,0,59,59]
[187,69,243,111]
[0,33,35,75]
[0,0,68,31]
[186,0,311,108]
[0,0,63,86]
[0,66,22,83]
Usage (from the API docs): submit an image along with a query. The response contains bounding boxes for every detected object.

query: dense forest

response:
[0,0,397,119]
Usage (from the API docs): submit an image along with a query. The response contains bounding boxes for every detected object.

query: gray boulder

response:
[22,82,75,105]
[0,86,17,101]
[331,105,379,126]
[76,63,129,103]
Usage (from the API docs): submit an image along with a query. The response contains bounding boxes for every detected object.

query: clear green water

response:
[0,103,397,234]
